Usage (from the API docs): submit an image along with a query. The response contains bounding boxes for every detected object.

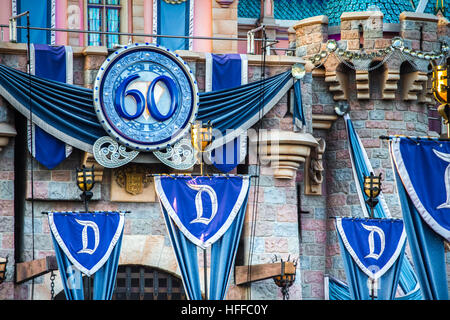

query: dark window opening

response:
[54,265,186,300]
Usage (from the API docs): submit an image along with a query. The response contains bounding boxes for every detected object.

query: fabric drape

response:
[92,232,124,300]
[156,176,250,300]
[0,64,294,153]
[52,234,85,300]
[28,44,73,169]
[325,275,423,300]
[0,64,104,152]
[293,79,305,128]
[205,53,248,173]
[209,189,249,300]
[49,211,124,300]
[337,230,406,300]
[161,206,203,300]
[17,0,51,44]
[157,0,190,50]
[344,114,421,298]
[394,169,449,300]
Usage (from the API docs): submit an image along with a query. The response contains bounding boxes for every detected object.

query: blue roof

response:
[413,0,448,16]
[238,0,447,26]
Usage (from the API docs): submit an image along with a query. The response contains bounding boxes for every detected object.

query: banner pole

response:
[203,249,208,300]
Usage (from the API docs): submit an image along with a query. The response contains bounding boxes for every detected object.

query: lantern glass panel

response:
[433,65,448,104]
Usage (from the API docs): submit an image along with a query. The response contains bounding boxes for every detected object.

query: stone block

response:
[274,222,298,237]
[263,187,286,204]
[369,110,385,120]
[341,30,359,40]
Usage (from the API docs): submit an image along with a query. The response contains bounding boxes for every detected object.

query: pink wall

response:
[79,0,84,46]
[144,0,153,43]
[193,0,212,52]
[55,0,68,45]
[0,1,12,41]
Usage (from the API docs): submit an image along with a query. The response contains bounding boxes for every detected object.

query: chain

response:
[332,50,395,72]
[312,52,330,69]
[310,37,450,72]
[50,271,56,300]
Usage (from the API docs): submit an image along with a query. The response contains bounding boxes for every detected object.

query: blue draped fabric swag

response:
[390,137,449,300]
[0,63,294,155]
[293,78,306,130]
[344,114,422,299]
[48,211,125,300]
[28,44,73,169]
[335,217,407,300]
[154,175,250,300]
[205,53,248,173]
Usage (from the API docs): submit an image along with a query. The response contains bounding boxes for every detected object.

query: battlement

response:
[291,11,450,104]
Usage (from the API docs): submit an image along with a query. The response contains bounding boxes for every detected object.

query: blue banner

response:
[336,217,406,280]
[157,0,190,50]
[156,175,251,300]
[392,138,450,241]
[28,44,73,169]
[155,175,250,248]
[17,0,52,44]
[205,53,248,173]
[48,211,125,276]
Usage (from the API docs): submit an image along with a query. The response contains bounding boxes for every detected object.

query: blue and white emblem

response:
[336,218,406,279]
[155,175,250,248]
[48,212,124,276]
[93,43,198,151]
[392,138,450,241]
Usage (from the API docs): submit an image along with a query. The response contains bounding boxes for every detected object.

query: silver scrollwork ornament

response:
[92,136,140,168]
[153,138,198,170]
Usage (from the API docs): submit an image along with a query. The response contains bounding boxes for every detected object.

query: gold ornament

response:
[114,164,152,196]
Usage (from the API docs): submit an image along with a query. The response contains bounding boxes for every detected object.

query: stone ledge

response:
[0,41,85,56]
[0,42,305,67]
[82,45,109,56]
[400,12,439,23]
[0,122,16,152]
[292,15,329,30]
[340,11,384,21]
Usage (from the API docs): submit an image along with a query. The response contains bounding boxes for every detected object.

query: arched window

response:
[54,265,186,300]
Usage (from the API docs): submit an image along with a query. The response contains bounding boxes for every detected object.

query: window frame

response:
[86,0,122,48]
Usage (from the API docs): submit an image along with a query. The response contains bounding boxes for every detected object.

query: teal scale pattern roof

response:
[412,0,450,19]
[237,0,447,26]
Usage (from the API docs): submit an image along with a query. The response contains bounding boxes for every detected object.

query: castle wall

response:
[0,43,303,300]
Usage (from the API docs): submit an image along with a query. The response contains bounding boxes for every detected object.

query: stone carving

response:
[305,138,326,195]
[67,5,80,30]
[254,130,319,179]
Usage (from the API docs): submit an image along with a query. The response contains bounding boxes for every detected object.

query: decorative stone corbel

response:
[81,152,104,183]
[418,75,433,104]
[0,122,17,152]
[304,138,326,195]
[381,69,400,100]
[401,71,429,101]
[255,130,319,179]
[325,71,348,101]
[355,70,370,100]
[311,114,338,130]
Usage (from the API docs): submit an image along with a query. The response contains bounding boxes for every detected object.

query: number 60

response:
[114,74,179,121]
